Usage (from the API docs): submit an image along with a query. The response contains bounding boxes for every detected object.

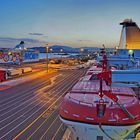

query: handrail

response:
[70,90,136,97]
[68,96,93,107]
[112,69,140,85]
[116,102,136,119]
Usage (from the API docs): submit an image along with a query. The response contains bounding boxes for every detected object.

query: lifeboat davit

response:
[59,55,140,140]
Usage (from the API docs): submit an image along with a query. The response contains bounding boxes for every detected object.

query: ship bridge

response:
[119,19,140,49]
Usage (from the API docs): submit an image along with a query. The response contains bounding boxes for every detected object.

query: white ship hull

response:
[60,117,140,140]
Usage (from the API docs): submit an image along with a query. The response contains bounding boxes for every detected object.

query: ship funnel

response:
[119,19,140,49]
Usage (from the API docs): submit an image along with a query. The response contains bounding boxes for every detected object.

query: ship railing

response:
[70,90,99,94]
[112,82,139,88]
[111,69,140,98]
[68,95,93,107]
[112,69,140,86]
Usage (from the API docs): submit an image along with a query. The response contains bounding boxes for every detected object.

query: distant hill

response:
[49,45,80,53]
[30,47,46,53]
[31,45,100,53]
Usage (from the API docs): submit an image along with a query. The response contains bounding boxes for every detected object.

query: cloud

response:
[29,33,44,36]
[77,39,92,42]
[0,37,45,43]
[0,37,17,43]
[0,37,47,48]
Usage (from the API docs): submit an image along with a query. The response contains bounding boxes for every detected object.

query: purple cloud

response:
[29,33,44,36]
[0,37,46,48]
[78,39,92,42]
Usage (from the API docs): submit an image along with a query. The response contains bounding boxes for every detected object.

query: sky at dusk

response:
[0,0,140,48]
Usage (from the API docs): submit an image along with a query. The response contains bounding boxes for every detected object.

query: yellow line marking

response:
[51,123,63,140]
[39,116,59,140]
[26,106,60,140]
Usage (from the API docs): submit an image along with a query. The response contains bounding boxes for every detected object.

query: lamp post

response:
[80,48,84,56]
[80,48,84,62]
[60,49,63,63]
[80,48,84,52]
[60,49,63,53]
[46,44,49,72]
[50,48,52,59]
[50,48,53,52]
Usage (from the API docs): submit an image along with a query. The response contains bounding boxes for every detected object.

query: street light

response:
[46,44,49,72]
[80,48,84,60]
[60,49,63,63]
[80,48,84,53]
[50,48,53,52]
[50,48,53,58]
[60,49,63,53]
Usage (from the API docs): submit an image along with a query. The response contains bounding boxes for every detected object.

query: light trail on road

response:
[0,69,85,140]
